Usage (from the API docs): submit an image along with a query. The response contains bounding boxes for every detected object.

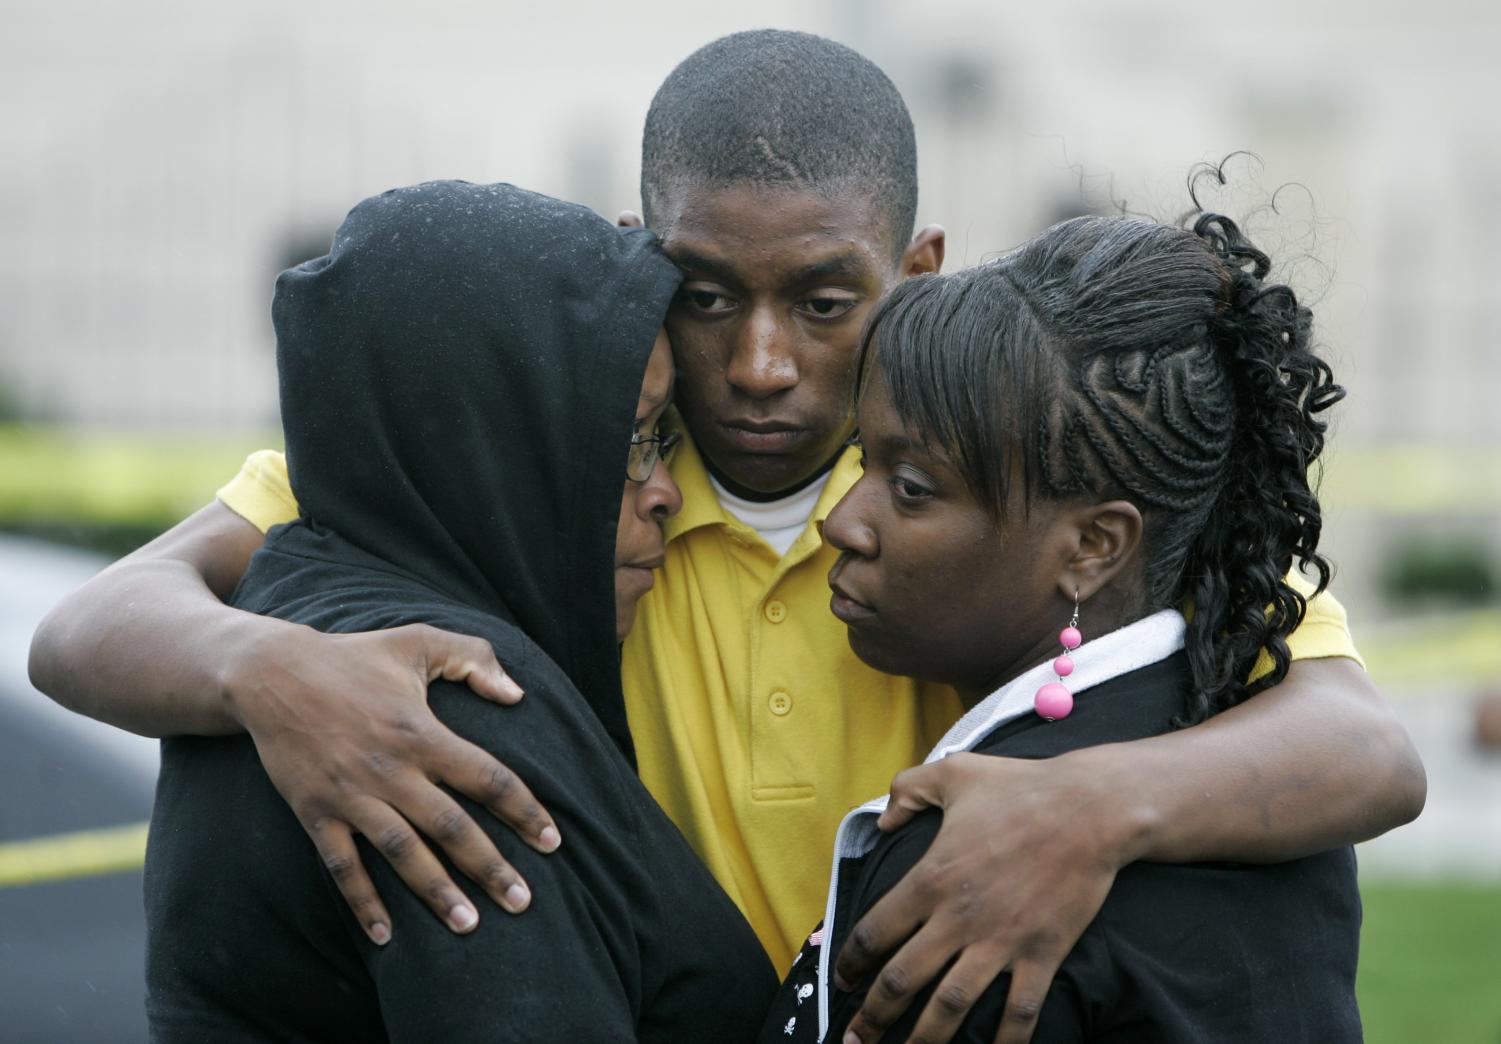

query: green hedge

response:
[0,425,279,555]
[1380,539,1497,607]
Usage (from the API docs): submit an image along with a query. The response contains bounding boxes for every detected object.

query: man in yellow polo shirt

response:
[33,28,1421,1041]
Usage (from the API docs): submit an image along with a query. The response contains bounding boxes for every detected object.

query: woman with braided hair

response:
[762,212,1362,1042]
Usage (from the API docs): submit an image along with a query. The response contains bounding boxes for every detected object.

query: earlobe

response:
[902,225,946,278]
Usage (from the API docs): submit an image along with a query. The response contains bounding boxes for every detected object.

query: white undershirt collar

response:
[708,470,832,557]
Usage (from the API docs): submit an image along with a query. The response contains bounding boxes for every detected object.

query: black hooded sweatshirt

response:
[143,181,777,1043]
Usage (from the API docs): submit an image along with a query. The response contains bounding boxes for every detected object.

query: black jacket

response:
[765,614,1361,1043]
[145,181,777,1043]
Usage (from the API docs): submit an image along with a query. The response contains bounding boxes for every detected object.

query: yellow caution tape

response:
[0,821,149,888]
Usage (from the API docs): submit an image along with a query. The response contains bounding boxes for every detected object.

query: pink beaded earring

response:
[1034,592,1082,721]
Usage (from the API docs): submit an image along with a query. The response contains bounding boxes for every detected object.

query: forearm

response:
[28,501,272,738]
[1091,657,1426,865]
[33,558,297,737]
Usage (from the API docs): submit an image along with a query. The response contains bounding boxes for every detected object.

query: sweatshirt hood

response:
[273,180,680,746]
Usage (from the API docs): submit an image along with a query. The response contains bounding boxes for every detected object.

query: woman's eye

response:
[798,296,858,319]
[889,475,932,502]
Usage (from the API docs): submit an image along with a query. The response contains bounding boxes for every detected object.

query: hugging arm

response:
[28,500,561,941]
[29,501,271,736]
[836,657,1425,1044]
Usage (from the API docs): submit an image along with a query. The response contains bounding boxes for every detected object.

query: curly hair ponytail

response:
[1178,213,1345,720]
[866,210,1345,725]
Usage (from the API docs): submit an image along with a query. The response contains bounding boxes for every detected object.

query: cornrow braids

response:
[862,212,1344,725]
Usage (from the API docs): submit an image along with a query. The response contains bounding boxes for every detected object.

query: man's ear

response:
[617,210,645,229]
[1058,500,1143,603]
[900,224,945,279]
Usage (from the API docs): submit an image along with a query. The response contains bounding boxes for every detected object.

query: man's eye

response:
[798,296,858,319]
[678,288,736,315]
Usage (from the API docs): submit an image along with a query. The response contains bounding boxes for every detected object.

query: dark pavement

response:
[1,536,154,1044]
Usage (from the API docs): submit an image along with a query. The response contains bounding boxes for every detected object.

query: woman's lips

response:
[828,580,876,624]
[617,558,664,593]
[621,566,655,586]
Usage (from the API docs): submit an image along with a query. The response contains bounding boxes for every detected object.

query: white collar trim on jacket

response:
[815,608,1187,1038]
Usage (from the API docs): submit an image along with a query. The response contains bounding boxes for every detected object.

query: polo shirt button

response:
[765,600,787,623]
[769,690,792,716]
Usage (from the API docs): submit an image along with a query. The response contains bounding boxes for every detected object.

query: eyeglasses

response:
[627,428,682,482]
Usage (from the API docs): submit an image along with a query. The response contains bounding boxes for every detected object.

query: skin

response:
[29,184,1425,1042]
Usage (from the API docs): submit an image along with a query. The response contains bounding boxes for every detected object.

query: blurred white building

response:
[2,0,1497,616]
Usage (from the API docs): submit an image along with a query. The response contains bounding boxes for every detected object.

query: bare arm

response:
[1084,655,1425,862]
[28,501,562,943]
[836,657,1425,1044]
[30,501,274,736]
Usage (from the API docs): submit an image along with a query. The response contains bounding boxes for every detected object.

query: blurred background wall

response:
[1,1,1497,1041]
[3,0,1499,613]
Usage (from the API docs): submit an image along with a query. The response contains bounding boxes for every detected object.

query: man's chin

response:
[700,439,843,499]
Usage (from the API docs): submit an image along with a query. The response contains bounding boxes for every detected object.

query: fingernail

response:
[369,922,391,946]
[449,904,478,931]
[503,882,531,912]
[844,1033,861,1044]
[501,676,525,699]
[834,972,852,991]
[538,826,561,852]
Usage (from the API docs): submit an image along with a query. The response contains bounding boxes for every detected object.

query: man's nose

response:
[725,306,798,400]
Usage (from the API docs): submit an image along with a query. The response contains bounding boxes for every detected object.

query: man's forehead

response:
[654,182,891,269]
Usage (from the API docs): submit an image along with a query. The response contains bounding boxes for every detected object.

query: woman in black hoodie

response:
[143,180,776,1043]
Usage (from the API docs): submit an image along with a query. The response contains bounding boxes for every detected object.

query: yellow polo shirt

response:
[219,443,1361,971]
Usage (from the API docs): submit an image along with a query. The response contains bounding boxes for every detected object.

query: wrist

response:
[1058,743,1164,868]
[216,612,310,730]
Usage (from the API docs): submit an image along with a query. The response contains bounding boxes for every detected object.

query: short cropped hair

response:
[641,30,918,262]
